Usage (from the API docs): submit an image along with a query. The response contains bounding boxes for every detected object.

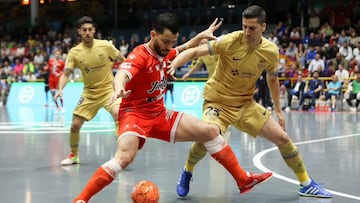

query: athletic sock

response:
[184,142,207,172]
[69,131,80,156]
[278,141,310,185]
[204,135,248,185]
[74,159,122,202]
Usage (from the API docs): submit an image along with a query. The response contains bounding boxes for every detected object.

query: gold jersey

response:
[66,39,120,97]
[205,31,279,107]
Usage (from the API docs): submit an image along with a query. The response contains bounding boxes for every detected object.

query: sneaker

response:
[299,179,332,198]
[285,107,291,112]
[176,169,193,197]
[61,153,80,166]
[238,171,273,194]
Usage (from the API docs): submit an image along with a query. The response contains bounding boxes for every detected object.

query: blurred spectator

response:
[119,39,129,57]
[352,41,360,65]
[328,52,349,70]
[298,71,324,111]
[283,74,305,112]
[308,53,325,74]
[344,71,360,111]
[337,30,350,45]
[22,57,36,76]
[13,58,24,76]
[334,63,350,86]
[296,43,306,68]
[338,42,353,62]
[268,32,279,47]
[324,75,342,112]
[305,45,317,68]
[285,42,298,62]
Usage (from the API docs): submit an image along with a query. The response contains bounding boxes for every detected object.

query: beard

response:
[154,40,170,57]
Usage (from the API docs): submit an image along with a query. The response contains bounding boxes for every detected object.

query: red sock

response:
[210,144,248,186]
[73,167,114,202]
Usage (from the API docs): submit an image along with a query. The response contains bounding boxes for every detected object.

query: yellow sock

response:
[184,142,207,172]
[69,131,80,156]
[278,141,310,183]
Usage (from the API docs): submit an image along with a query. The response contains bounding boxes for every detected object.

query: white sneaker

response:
[350,107,357,112]
[60,153,80,166]
[285,107,291,112]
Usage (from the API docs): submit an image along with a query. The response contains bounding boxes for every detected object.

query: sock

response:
[60,97,64,107]
[54,99,59,109]
[204,135,248,185]
[184,142,207,172]
[69,131,80,156]
[278,141,310,185]
[74,159,122,202]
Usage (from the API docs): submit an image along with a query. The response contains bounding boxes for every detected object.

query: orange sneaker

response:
[239,171,273,194]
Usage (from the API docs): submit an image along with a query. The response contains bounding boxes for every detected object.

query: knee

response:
[275,132,291,146]
[70,123,81,132]
[203,124,220,140]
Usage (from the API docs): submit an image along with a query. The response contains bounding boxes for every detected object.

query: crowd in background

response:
[1,0,360,109]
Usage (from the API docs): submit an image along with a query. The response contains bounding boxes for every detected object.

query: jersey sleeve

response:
[65,49,76,71]
[119,50,144,80]
[107,41,120,61]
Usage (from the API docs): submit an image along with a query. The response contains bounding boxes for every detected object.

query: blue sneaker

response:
[176,169,192,197]
[299,179,332,198]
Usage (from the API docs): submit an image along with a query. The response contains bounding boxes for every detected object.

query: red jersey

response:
[48,58,65,79]
[118,44,178,113]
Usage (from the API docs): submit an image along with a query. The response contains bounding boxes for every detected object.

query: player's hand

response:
[276,110,286,130]
[167,66,177,81]
[182,73,190,81]
[197,18,223,41]
[54,90,63,101]
[110,89,131,104]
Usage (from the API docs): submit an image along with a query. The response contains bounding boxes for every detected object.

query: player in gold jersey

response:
[169,5,332,198]
[55,16,125,166]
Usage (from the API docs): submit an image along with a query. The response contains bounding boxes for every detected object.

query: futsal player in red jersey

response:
[48,49,65,112]
[73,13,272,203]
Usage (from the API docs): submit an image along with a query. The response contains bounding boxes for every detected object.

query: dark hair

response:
[242,5,266,24]
[77,16,95,28]
[152,13,180,34]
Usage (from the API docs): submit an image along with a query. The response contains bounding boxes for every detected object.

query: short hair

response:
[152,13,180,34]
[242,5,266,24]
[77,16,95,28]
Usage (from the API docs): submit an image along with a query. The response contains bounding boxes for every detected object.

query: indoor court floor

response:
[0,105,359,203]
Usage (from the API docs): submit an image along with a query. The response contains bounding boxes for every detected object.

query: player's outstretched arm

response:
[54,68,72,100]
[111,70,131,104]
[176,18,222,53]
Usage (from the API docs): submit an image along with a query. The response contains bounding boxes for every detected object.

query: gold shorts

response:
[202,100,271,137]
[73,89,121,121]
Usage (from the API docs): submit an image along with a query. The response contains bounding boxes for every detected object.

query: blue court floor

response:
[0,105,359,203]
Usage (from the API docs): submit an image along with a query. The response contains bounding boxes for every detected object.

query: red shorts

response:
[117,109,183,149]
[49,77,59,90]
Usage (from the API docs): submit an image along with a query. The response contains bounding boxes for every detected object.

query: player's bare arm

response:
[266,71,286,130]
[168,43,210,80]
[54,68,73,100]
[176,18,222,53]
[111,70,131,104]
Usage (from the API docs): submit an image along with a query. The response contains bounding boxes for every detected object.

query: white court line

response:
[253,133,360,201]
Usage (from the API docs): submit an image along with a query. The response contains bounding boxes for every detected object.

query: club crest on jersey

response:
[258,59,266,70]
[148,77,167,94]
